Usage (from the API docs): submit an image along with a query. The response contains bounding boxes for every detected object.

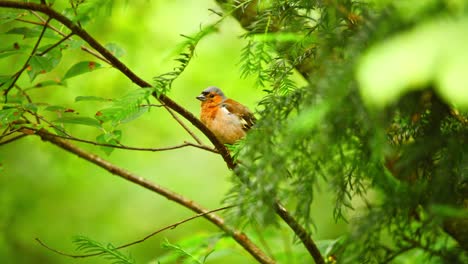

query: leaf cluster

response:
[227,0,468,263]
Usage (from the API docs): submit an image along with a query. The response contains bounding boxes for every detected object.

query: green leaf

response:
[0,43,31,59]
[75,96,111,102]
[26,80,64,90]
[54,116,101,128]
[0,75,13,90]
[430,204,468,218]
[44,105,67,112]
[0,11,26,25]
[6,26,61,39]
[357,17,468,109]
[105,43,126,58]
[121,105,148,123]
[27,48,62,81]
[23,103,38,113]
[252,32,309,42]
[96,130,122,155]
[95,106,148,126]
[63,61,102,80]
[0,107,23,127]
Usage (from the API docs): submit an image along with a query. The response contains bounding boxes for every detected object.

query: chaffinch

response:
[196,86,256,144]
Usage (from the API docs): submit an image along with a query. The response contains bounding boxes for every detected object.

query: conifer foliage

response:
[0,0,467,263]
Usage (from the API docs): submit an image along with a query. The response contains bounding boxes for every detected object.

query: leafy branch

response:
[0,0,234,168]
[3,16,51,100]
[1,1,324,263]
[30,127,275,264]
[36,205,233,259]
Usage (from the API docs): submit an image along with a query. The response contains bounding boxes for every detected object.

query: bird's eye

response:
[209,94,215,98]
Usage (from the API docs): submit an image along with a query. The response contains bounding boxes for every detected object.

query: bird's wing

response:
[223,99,256,131]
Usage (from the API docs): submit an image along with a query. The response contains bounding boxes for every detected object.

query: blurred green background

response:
[0,1,347,263]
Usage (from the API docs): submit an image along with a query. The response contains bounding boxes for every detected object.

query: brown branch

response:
[274,202,325,264]
[3,16,51,100]
[213,1,325,261]
[37,32,74,56]
[0,134,27,146]
[31,127,274,264]
[162,103,204,145]
[31,129,218,153]
[22,109,217,153]
[36,205,234,258]
[15,85,40,124]
[0,0,235,169]
[30,11,111,64]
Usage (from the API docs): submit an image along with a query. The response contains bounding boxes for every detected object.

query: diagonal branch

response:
[274,202,324,264]
[29,11,111,64]
[31,127,274,264]
[0,134,27,146]
[162,103,204,145]
[36,205,234,258]
[3,16,51,100]
[0,1,235,168]
[0,2,319,262]
[214,1,324,263]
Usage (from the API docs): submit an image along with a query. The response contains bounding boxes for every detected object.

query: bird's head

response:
[196,86,226,105]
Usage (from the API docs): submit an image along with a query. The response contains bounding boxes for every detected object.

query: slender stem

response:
[162,103,204,145]
[0,0,234,169]
[36,205,234,258]
[0,134,27,146]
[32,128,275,264]
[3,17,51,100]
[274,202,324,264]
[30,11,111,64]
[31,129,218,153]
[37,32,74,56]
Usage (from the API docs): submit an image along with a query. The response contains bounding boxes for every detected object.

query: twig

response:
[21,110,217,153]
[0,134,28,146]
[274,201,325,264]
[3,17,51,101]
[0,126,22,137]
[215,1,325,261]
[15,85,41,124]
[162,102,204,145]
[0,0,234,169]
[30,11,110,64]
[0,2,321,260]
[37,32,74,56]
[36,205,234,258]
[449,108,468,125]
[31,128,218,153]
[31,127,274,264]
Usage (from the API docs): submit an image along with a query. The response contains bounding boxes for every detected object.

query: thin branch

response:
[162,102,204,145]
[37,32,74,56]
[36,205,235,258]
[30,11,111,64]
[15,85,40,124]
[15,17,44,26]
[3,17,51,100]
[449,108,468,125]
[30,128,218,153]
[0,2,322,260]
[0,134,28,146]
[274,201,325,264]
[22,109,217,153]
[0,0,234,168]
[30,127,274,264]
[24,110,72,137]
[215,1,325,261]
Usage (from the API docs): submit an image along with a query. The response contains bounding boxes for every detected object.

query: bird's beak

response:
[196,94,206,101]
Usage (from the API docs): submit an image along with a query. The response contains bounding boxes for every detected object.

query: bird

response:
[196,86,256,144]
